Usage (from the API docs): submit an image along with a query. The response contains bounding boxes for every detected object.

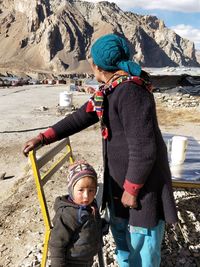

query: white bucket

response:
[59,91,73,107]
[170,136,188,165]
[170,164,184,179]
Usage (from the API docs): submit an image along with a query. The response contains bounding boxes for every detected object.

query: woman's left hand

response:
[121,190,138,209]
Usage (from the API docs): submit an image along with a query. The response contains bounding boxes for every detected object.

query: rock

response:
[154,90,200,109]
[39,106,48,111]
[0,172,6,180]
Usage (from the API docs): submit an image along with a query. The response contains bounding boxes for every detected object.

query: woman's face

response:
[89,60,104,83]
[73,176,97,206]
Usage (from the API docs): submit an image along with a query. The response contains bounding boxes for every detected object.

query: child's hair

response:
[67,161,97,198]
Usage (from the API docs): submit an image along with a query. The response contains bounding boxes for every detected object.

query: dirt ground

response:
[0,84,200,267]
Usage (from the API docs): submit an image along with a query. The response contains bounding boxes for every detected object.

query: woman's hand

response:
[121,190,138,209]
[23,137,42,157]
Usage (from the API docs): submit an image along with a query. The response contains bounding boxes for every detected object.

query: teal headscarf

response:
[91,34,141,76]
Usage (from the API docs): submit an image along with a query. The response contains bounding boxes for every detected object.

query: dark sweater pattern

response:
[52,82,178,228]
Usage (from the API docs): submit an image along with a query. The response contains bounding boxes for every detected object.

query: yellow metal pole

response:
[29,151,51,267]
[172,181,200,189]
[41,230,51,267]
[67,144,74,164]
[29,150,51,230]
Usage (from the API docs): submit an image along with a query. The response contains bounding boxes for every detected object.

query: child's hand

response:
[121,190,138,209]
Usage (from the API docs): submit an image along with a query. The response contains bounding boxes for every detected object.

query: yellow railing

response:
[172,180,200,189]
[29,138,74,267]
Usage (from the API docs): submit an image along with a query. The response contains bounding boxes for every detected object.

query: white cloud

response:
[128,0,200,12]
[171,24,200,50]
[81,0,200,12]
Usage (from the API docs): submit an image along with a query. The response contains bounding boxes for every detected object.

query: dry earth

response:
[0,84,200,267]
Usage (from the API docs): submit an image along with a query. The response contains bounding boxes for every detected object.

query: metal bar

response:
[40,141,74,185]
[41,230,51,267]
[67,143,74,164]
[37,138,70,169]
[41,151,71,186]
[29,150,52,230]
[98,247,105,267]
[172,180,200,189]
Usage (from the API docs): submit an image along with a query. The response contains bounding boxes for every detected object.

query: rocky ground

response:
[0,84,200,267]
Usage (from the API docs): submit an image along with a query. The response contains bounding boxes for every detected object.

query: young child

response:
[49,162,102,267]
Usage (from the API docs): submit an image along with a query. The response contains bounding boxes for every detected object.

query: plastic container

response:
[59,91,73,107]
[170,136,188,165]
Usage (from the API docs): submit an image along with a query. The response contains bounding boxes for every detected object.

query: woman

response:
[23,34,178,267]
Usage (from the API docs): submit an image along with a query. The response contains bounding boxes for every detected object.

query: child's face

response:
[73,176,97,206]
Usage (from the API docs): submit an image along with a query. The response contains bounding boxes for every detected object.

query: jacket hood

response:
[54,195,78,212]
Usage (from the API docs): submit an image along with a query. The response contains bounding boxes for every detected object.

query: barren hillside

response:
[0,0,199,75]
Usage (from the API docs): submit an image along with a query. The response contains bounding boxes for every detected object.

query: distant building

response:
[83,78,99,91]
[69,84,77,91]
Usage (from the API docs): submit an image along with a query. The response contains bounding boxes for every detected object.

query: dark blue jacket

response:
[49,196,102,266]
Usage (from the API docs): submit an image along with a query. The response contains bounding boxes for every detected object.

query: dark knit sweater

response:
[51,82,178,228]
[49,196,102,267]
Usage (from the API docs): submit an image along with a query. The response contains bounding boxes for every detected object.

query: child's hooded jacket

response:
[49,195,102,267]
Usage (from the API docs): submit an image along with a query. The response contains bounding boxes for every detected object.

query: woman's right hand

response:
[121,190,138,209]
[23,137,42,157]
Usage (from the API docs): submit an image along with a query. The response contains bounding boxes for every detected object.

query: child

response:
[49,162,102,267]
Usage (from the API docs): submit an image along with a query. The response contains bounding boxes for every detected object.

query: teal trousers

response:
[110,210,165,267]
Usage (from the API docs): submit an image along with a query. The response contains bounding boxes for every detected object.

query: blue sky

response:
[131,7,200,50]
[82,0,200,50]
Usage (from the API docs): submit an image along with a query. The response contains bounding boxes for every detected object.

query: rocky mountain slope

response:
[0,0,199,74]
[196,50,200,64]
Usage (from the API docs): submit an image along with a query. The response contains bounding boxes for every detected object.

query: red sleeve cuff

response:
[37,128,57,145]
[123,179,144,196]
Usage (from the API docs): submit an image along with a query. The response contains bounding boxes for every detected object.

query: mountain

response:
[196,50,200,64]
[0,0,199,74]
